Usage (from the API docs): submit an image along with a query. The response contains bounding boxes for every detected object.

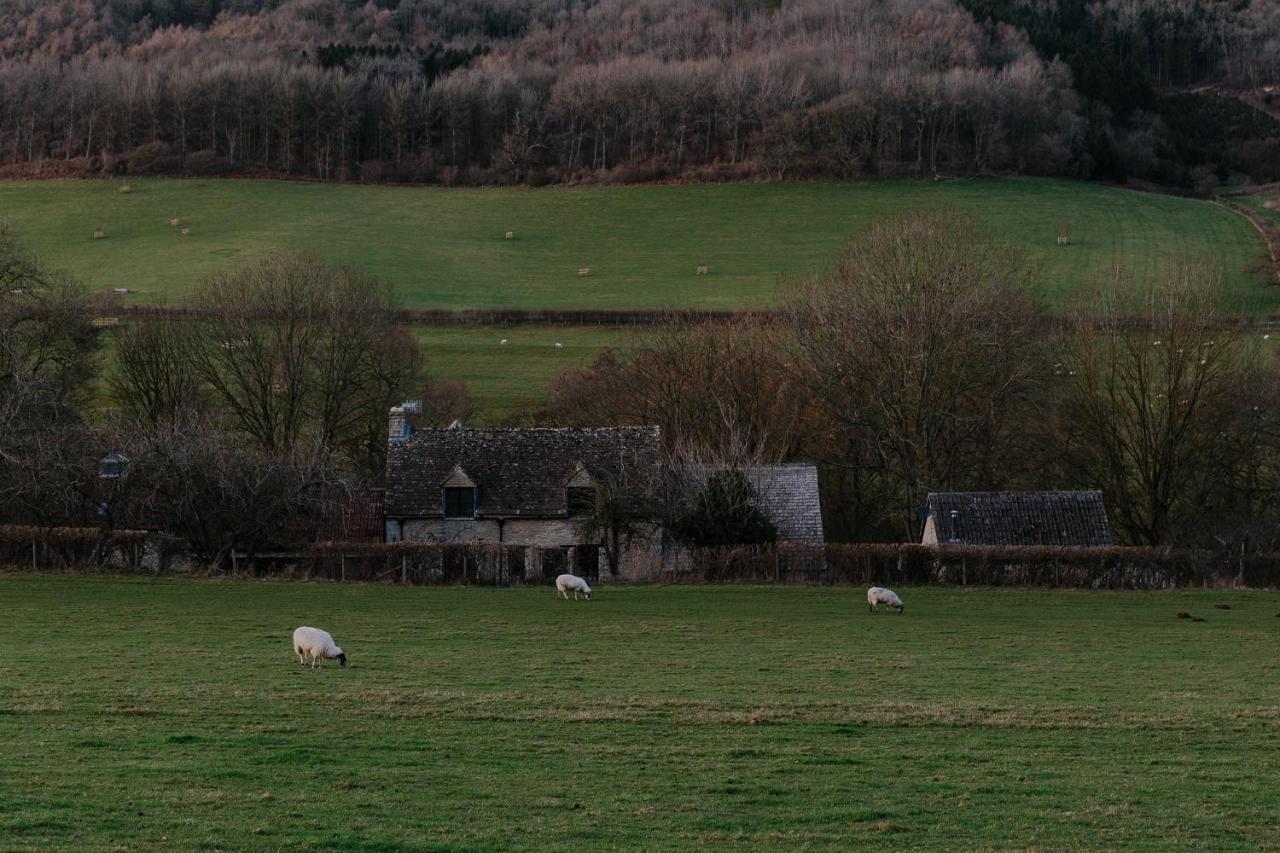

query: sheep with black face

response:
[292,626,348,668]
[867,587,904,614]
[555,573,592,600]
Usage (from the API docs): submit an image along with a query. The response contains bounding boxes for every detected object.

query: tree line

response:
[0,229,469,565]
[4,212,1280,558]
[4,0,1273,188]
[545,211,1280,551]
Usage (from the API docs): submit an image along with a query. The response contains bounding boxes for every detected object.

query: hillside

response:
[2,177,1273,314]
[0,1,1275,189]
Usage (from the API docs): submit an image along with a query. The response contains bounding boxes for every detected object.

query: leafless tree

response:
[189,252,423,467]
[548,317,810,461]
[111,320,205,426]
[1057,267,1262,546]
[784,210,1045,539]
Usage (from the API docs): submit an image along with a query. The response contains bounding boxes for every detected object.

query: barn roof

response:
[924,491,1112,546]
[385,426,661,519]
[689,464,824,544]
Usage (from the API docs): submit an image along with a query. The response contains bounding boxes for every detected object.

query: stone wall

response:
[387,516,667,582]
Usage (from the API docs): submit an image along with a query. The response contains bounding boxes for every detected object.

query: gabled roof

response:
[924,491,1112,546]
[688,464,824,544]
[386,427,661,519]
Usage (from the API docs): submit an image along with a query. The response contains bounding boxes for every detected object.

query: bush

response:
[184,149,232,176]
[127,142,180,175]
[670,471,778,548]
[684,544,1280,589]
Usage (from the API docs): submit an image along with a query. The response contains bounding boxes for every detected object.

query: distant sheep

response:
[292,626,348,668]
[556,573,592,600]
[867,586,904,614]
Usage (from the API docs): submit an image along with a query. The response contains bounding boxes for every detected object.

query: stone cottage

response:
[383,413,826,581]
[384,421,665,580]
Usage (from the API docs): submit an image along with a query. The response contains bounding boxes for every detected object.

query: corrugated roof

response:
[925,491,1113,546]
[385,426,662,519]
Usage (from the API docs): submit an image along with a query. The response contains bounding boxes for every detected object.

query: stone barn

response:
[920,491,1113,547]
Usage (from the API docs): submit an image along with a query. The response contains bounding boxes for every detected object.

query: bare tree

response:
[0,224,100,524]
[189,252,423,466]
[784,211,1045,539]
[111,320,204,426]
[1057,268,1259,546]
[548,317,809,461]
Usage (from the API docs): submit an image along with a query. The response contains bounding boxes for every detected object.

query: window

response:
[567,487,596,517]
[443,487,475,518]
[99,452,130,480]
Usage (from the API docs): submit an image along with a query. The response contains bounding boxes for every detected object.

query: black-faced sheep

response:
[292,626,348,668]
[867,586,904,614]
[555,573,592,600]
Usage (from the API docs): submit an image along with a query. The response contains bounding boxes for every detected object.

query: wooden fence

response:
[4,529,1279,589]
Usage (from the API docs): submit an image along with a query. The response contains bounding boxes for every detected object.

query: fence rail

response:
[3,529,1278,589]
[685,543,1280,589]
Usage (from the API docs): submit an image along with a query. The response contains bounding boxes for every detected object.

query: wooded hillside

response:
[0,0,1276,187]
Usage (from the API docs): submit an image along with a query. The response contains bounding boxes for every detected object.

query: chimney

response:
[388,406,410,443]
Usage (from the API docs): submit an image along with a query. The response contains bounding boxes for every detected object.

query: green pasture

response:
[1,575,1277,849]
[1234,189,1280,229]
[91,324,630,422]
[0,177,1273,314]
[413,324,634,421]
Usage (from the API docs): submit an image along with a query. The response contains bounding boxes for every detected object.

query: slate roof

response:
[924,491,1113,546]
[690,464,825,544]
[385,426,662,519]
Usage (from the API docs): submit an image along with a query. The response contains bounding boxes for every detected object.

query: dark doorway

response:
[574,544,600,581]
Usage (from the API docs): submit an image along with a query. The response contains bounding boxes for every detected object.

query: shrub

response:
[184,150,232,176]
[127,142,180,175]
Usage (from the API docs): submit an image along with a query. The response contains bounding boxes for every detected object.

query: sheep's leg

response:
[574,591,579,600]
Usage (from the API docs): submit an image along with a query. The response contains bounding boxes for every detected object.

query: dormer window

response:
[443,487,476,518]
[565,463,597,517]
[441,465,477,518]
[99,452,130,480]
[567,487,596,517]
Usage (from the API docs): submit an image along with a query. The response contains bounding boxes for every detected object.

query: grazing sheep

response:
[292,626,348,668]
[867,587,904,614]
[555,573,592,600]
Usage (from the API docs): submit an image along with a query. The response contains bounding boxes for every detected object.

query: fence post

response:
[31,540,37,571]
[340,554,346,583]
[401,554,407,585]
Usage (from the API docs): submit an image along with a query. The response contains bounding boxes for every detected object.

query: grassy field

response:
[91,324,630,422]
[2,574,1277,849]
[1,177,1274,314]
[1235,189,1280,228]
[414,324,634,421]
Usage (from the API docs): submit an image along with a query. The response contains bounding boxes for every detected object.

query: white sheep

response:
[867,587,904,614]
[555,573,592,600]
[292,626,348,668]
